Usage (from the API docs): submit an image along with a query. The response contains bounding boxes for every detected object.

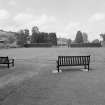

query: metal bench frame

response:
[56,55,90,72]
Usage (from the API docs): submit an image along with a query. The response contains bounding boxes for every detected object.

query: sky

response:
[0,0,105,41]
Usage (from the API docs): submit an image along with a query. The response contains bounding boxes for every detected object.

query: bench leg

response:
[12,62,14,67]
[57,66,59,72]
[56,61,59,72]
[88,65,90,71]
[84,65,87,69]
[7,64,9,68]
[12,59,14,67]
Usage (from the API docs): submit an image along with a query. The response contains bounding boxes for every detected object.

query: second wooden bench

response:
[0,56,14,68]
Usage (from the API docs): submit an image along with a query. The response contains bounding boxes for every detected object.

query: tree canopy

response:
[75,31,83,43]
[100,33,105,41]
[16,29,29,47]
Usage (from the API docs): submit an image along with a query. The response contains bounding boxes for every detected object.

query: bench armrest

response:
[9,59,14,63]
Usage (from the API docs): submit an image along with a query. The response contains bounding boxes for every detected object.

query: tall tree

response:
[8,36,16,44]
[49,33,57,46]
[67,39,72,47]
[82,32,88,43]
[31,26,39,43]
[24,29,29,37]
[16,30,28,47]
[100,33,105,41]
[75,31,83,43]
[39,32,49,43]
[92,39,100,43]
[32,26,39,34]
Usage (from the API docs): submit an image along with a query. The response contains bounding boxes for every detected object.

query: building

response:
[57,38,68,46]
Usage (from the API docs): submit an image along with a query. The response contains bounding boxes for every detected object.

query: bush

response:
[24,43,52,47]
[70,43,102,47]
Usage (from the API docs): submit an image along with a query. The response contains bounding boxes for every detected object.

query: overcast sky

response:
[0,0,105,41]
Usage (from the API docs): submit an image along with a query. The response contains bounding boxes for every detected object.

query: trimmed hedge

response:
[24,43,52,47]
[70,43,102,47]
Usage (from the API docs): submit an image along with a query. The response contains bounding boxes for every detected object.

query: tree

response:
[24,29,29,37]
[8,36,16,44]
[31,26,39,43]
[49,33,57,46]
[30,26,57,45]
[92,39,100,43]
[67,39,72,47]
[75,31,83,43]
[39,32,49,43]
[32,26,39,34]
[100,33,105,41]
[82,32,88,43]
[31,32,39,43]
[16,30,28,47]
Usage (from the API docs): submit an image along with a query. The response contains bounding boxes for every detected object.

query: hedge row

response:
[70,43,102,47]
[24,43,52,47]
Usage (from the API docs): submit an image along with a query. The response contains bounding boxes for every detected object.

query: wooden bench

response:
[56,55,90,72]
[0,56,14,68]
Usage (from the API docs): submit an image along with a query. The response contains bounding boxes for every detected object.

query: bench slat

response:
[76,56,78,64]
[58,56,90,65]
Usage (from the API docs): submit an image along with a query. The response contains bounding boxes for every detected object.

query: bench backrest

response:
[58,56,90,65]
[0,57,9,63]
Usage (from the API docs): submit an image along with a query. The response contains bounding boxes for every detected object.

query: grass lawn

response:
[0,47,105,105]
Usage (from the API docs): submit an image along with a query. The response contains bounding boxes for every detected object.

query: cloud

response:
[26,8,34,12]
[89,13,105,22]
[14,13,34,24]
[65,21,80,31]
[57,21,89,39]
[29,14,56,26]
[0,9,10,20]
[13,13,56,30]
[53,21,81,39]
[8,0,16,6]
